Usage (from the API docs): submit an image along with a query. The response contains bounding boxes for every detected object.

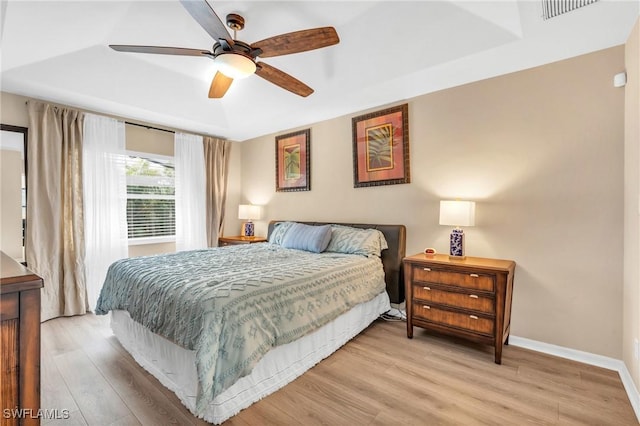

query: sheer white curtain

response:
[83,113,128,311]
[175,132,207,251]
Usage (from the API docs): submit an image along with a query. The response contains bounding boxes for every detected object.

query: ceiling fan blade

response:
[180,0,232,45]
[255,62,313,97]
[252,27,339,58]
[209,72,233,98]
[110,45,214,58]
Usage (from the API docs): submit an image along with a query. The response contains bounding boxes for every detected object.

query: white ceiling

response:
[1,0,638,141]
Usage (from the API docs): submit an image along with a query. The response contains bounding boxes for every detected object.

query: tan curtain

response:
[26,101,88,321]
[203,136,231,247]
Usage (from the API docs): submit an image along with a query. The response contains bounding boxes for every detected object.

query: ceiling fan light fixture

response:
[215,52,256,79]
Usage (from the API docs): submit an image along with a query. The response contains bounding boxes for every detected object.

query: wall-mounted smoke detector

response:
[542,0,599,20]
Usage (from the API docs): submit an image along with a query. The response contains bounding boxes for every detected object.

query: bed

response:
[96,221,406,424]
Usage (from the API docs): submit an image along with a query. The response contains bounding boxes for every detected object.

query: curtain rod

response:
[125,121,228,141]
[23,101,227,140]
[23,101,173,133]
[125,121,174,134]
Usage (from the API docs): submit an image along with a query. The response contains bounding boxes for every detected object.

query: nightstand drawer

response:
[413,284,495,314]
[218,236,267,246]
[413,302,494,336]
[413,266,495,292]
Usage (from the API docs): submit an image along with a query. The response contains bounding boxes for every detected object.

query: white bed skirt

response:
[110,291,390,424]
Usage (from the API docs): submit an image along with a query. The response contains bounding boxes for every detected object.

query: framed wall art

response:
[351,103,410,188]
[275,129,310,192]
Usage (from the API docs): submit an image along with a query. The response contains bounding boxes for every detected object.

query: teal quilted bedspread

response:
[95,243,385,414]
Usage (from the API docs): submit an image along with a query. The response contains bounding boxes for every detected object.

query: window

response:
[126,152,175,243]
[0,125,28,263]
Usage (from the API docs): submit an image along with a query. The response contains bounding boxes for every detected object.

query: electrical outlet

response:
[634,338,639,361]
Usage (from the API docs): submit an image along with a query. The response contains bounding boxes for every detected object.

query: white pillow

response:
[324,225,388,257]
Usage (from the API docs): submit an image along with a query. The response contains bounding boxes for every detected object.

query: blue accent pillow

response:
[281,223,332,253]
[325,225,388,257]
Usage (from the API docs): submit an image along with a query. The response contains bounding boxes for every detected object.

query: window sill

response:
[128,236,176,246]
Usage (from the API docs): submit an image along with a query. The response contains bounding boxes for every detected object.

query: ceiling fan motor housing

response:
[212,40,257,79]
[213,39,253,58]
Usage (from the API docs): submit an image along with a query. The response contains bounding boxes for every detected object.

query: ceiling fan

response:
[110,0,340,99]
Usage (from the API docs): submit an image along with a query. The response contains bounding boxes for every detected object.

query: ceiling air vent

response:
[542,0,599,20]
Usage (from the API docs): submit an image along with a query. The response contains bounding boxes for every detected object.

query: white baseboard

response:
[510,335,640,422]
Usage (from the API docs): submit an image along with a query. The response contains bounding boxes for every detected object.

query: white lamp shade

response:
[439,200,476,227]
[216,53,256,79]
[238,204,263,220]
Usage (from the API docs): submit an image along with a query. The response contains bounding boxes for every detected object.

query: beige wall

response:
[0,92,29,127]
[0,91,241,257]
[241,46,625,358]
[126,124,174,157]
[624,17,640,389]
[0,149,23,260]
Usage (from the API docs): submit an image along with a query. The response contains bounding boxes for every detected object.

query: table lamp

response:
[238,204,263,237]
[439,200,476,260]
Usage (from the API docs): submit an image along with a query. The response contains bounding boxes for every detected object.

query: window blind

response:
[125,154,175,240]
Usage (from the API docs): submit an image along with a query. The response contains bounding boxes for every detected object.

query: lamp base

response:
[241,221,254,237]
[449,228,465,258]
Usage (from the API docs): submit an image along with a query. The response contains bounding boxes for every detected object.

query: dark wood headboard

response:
[267,221,406,304]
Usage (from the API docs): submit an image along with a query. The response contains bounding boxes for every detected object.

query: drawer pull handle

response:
[469,294,479,299]
[423,286,431,291]
[470,273,479,278]
[469,315,478,320]
[423,267,431,272]
[423,305,431,310]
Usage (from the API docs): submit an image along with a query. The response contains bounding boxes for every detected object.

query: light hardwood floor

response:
[41,314,638,425]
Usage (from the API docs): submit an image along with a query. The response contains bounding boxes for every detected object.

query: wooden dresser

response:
[1,252,43,425]
[403,253,515,364]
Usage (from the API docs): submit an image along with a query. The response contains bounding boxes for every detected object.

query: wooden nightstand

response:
[218,236,267,246]
[403,253,515,364]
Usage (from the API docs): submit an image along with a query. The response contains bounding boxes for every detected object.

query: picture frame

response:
[275,129,311,192]
[351,103,410,188]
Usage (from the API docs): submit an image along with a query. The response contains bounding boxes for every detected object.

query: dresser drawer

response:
[413,284,495,314]
[412,266,495,292]
[412,302,495,336]
[0,292,19,321]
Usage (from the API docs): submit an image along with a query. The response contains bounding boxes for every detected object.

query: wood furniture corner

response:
[1,252,43,426]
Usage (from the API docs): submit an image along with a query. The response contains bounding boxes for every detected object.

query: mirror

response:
[0,124,28,262]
